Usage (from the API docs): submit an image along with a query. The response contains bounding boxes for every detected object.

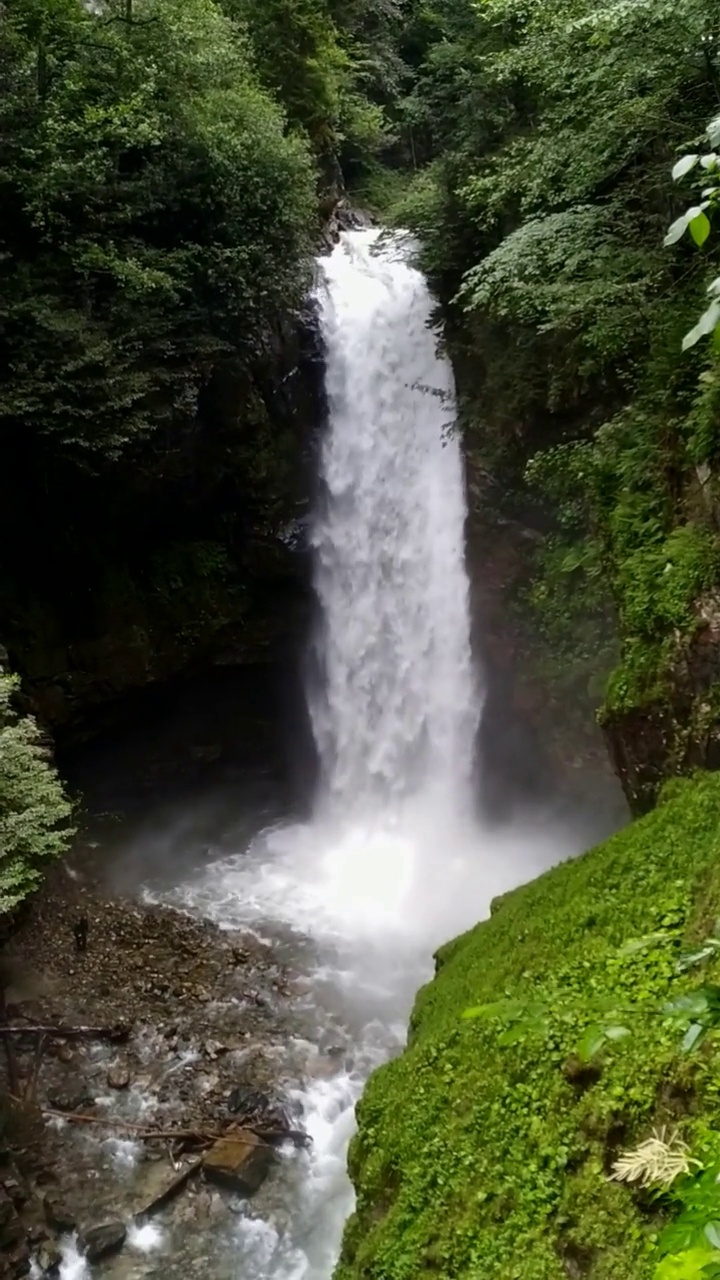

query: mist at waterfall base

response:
[60,231,604,1280]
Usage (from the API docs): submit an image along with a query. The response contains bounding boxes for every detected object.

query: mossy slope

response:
[336,773,720,1280]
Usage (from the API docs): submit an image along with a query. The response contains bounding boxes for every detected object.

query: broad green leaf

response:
[705,1225,720,1251]
[674,154,699,180]
[665,215,689,246]
[682,1022,708,1053]
[655,1248,719,1280]
[683,302,720,351]
[664,992,712,1019]
[462,998,525,1021]
[677,939,720,972]
[690,212,711,248]
[697,985,720,1012]
[498,1023,530,1047]
[604,1024,631,1042]
[462,1003,503,1020]
[577,1025,606,1062]
[619,932,667,957]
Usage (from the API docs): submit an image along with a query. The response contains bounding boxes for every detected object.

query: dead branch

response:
[38,1108,309,1147]
[0,1023,130,1042]
[134,1158,202,1221]
[24,1033,46,1103]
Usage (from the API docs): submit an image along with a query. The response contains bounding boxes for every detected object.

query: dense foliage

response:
[337,772,720,1280]
[0,674,74,912]
[1,0,316,470]
[372,0,720,785]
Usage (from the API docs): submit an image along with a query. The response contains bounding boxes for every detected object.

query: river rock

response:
[226,1086,275,1123]
[36,1240,62,1277]
[0,1187,29,1278]
[3,1240,30,1280]
[47,1076,91,1112]
[79,1221,127,1262]
[107,1062,131,1090]
[202,1132,275,1195]
[43,1195,76,1233]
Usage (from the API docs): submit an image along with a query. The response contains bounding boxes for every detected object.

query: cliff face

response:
[602,591,720,813]
[335,771,720,1280]
[464,450,620,820]
[453,322,720,817]
[5,307,325,740]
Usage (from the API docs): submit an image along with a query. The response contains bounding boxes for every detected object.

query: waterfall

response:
[140,226,576,1280]
[311,229,480,814]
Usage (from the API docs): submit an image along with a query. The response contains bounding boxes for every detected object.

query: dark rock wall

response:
[4,304,326,741]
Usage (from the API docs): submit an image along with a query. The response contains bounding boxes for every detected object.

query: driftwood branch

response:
[39,1109,308,1148]
[24,1033,46,1103]
[134,1158,202,1221]
[0,1023,130,1042]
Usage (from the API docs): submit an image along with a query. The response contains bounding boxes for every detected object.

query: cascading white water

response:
[310,229,479,812]
[79,228,575,1280]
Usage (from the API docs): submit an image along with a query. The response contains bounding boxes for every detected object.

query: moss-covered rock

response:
[602,592,720,813]
[337,771,720,1280]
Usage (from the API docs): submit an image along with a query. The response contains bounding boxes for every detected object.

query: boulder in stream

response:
[226,1085,285,1129]
[43,1195,76,1233]
[202,1132,275,1195]
[36,1239,62,1277]
[47,1077,91,1113]
[79,1221,126,1262]
[107,1062,131,1091]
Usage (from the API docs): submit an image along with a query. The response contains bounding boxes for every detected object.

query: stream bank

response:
[0,850,328,1280]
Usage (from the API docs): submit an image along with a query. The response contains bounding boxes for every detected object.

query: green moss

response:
[337,772,720,1280]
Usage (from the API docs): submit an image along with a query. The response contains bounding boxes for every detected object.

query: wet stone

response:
[79,1221,127,1263]
[43,1196,76,1233]
[36,1240,62,1277]
[107,1062,131,1091]
[4,1239,30,1279]
[202,1132,275,1196]
[226,1086,274,1122]
[47,1077,91,1112]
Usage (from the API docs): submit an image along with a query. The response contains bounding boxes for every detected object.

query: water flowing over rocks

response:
[0,850,320,1277]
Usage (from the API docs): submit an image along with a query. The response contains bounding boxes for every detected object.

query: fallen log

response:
[0,1023,130,1042]
[134,1158,202,1222]
[39,1108,310,1146]
[39,1110,287,1148]
[42,1111,216,1141]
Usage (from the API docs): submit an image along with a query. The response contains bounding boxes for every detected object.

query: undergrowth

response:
[336,771,720,1280]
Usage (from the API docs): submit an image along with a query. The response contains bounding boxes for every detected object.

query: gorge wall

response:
[3,310,324,741]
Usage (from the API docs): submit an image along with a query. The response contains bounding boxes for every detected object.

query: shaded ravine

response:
[58,232,586,1279]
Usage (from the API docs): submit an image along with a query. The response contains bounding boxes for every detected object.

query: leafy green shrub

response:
[0,0,316,469]
[0,674,74,912]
